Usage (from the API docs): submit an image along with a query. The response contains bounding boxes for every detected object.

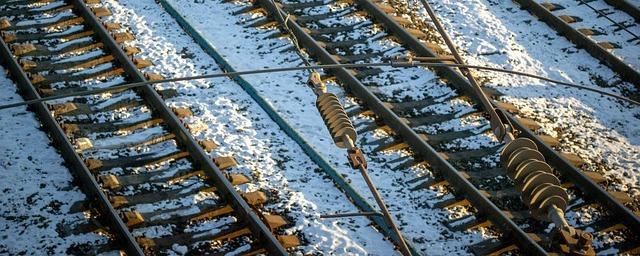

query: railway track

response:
[0,0,299,255]
[231,0,640,254]
[511,0,640,88]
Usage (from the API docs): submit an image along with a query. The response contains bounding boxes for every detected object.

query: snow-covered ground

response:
[398,0,640,198]
[99,0,404,254]
[538,0,640,70]
[3,0,636,254]
[0,69,110,254]
[155,0,489,254]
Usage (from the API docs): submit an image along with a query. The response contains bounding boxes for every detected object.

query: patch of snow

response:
[0,67,110,254]
[101,0,401,254]
[159,0,490,254]
[402,0,640,197]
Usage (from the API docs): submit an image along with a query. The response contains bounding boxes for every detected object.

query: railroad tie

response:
[199,140,219,152]
[558,15,582,23]
[597,41,620,49]
[214,156,239,170]
[0,3,73,17]
[577,28,606,36]
[393,158,427,171]
[135,214,290,251]
[410,176,449,191]
[75,133,177,152]
[50,102,92,116]
[336,0,356,5]
[119,191,268,228]
[233,5,265,16]
[144,73,165,81]
[171,106,193,118]
[243,235,302,255]
[469,238,519,256]
[541,3,565,11]
[103,22,122,30]
[421,129,490,146]
[84,151,190,173]
[95,156,237,191]
[106,173,252,208]
[373,139,409,152]
[133,58,153,68]
[91,7,112,17]
[446,215,492,232]
[0,18,10,29]
[113,32,135,43]
[61,117,164,136]
[280,1,325,11]
[247,18,279,29]
[1,0,294,254]
[432,197,471,209]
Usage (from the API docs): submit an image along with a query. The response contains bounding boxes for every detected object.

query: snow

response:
[100,0,401,254]
[1,0,636,254]
[399,0,640,198]
[541,0,640,69]
[159,0,488,254]
[0,67,111,254]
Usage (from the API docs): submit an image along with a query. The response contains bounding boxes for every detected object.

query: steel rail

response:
[255,0,549,254]
[155,2,424,255]
[68,0,288,254]
[355,0,640,237]
[575,0,640,41]
[511,0,640,88]
[0,21,145,256]
[602,0,640,21]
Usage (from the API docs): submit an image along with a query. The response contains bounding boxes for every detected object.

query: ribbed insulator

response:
[316,93,357,148]
[501,138,569,221]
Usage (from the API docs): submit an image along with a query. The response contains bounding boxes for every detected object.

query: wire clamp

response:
[347,147,367,170]
[307,71,326,95]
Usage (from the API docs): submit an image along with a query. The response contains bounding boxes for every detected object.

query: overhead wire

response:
[0,60,637,111]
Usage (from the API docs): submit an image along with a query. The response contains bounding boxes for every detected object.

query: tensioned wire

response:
[0,60,637,111]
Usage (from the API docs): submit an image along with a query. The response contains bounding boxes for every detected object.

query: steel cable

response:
[267,0,313,68]
[0,61,637,111]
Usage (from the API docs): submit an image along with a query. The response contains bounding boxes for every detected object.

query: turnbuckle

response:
[347,147,367,170]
